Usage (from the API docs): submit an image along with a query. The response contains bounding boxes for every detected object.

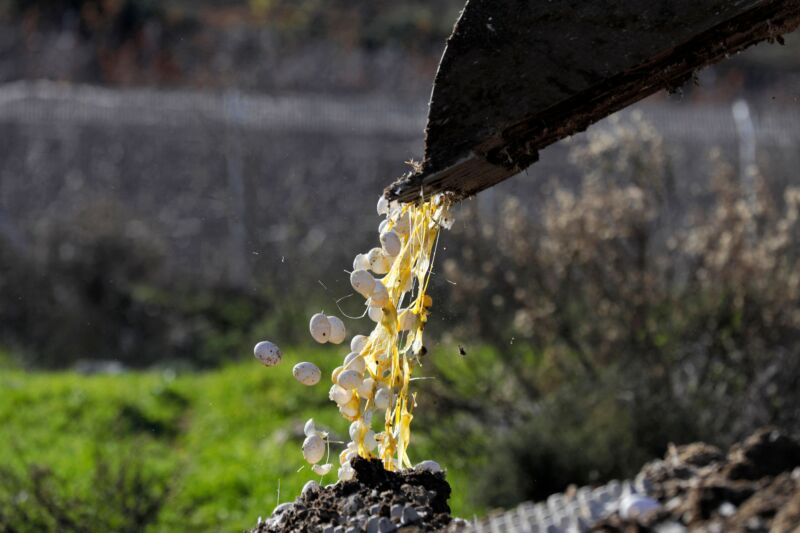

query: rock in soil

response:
[251,457,454,533]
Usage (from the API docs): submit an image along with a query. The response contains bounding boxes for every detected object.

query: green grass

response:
[0,349,482,531]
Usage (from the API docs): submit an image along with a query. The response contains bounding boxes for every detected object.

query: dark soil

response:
[251,457,456,533]
[592,427,800,532]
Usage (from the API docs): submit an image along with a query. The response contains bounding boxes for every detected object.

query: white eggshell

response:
[293,362,321,386]
[367,306,382,323]
[353,253,370,271]
[357,377,375,399]
[309,313,331,344]
[363,430,377,451]
[374,387,392,410]
[414,460,442,473]
[376,195,389,216]
[329,384,352,405]
[350,269,376,298]
[378,219,389,234]
[304,418,318,437]
[393,212,411,235]
[348,421,362,441]
[302,434,325,464]
[344,355,366,374]
[367,248,391,275]
[254,341,282,367]
[326,315,346,344]
[370,281,389,307]
[350,335,368,354]
[620,495,661,519]
[301,480,319,495]
[339,403,358,418]
[397,309,418,332]
[311,463,332,476]
[363,409,374,425]
[337,369,362,390]
[338,464,355,481]
[380,230,402,257]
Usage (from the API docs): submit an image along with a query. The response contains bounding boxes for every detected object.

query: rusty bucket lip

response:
[385,0,800,203]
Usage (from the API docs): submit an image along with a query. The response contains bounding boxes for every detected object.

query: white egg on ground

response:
[311,463,332,476]
[374,387,392,410]
[380,230,402,257]
[620,494,661,519]
[350,269,376,298]
[326,315,346,344]
[414,460,442,473]
[338,463,355,481]
[337,369,362,390]
[350,335,368,354]
[301,480,319,495]
[253,341,282,367]
[302,434,325,464]
[353,253,370,271]
[309,313,331,343]
[293,362,321,386]
[367,306,382,323]
[370,281,389,307]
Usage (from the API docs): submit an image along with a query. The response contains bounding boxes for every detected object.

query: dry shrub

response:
[430,114,800,505]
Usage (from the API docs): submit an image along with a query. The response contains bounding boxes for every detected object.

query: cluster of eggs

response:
[255,193,453,482]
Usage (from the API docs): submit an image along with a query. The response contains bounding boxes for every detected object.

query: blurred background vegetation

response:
[1,1,799,531]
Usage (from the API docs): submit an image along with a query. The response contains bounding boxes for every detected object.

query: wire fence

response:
[1,80,798,286]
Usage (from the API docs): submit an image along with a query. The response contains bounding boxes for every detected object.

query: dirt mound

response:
[251,457,462,533]
[593,427,800,532]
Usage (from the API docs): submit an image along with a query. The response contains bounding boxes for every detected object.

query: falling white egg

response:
[293,362,321,386]
[350,334,368,354]
[337,369,362,390]
[253,341,282,367]
[380,230,402,257]
[311,463,332,476]
[367,306,382,323]
[374,387,392,410]
[370,281,390,307]
[357,377,375,399]
[302,434,325,464]
[309,313,331,343]
[326,315,346,344]
[350,269,376,298]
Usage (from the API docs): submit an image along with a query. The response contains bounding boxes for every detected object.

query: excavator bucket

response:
[385,0,800,203]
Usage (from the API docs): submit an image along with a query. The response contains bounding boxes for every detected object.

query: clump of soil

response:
[593,427,800,532]
[251,457,460,532]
